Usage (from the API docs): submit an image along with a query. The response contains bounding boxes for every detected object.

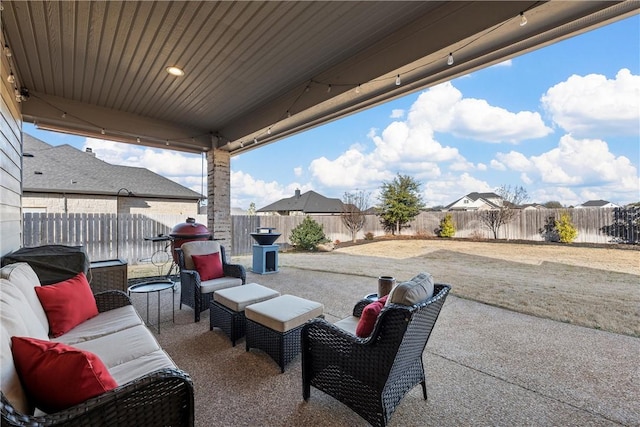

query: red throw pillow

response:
[355,295,388,338]
[11,336,118,413]
[35,272,98,337]
[192,253,224,281]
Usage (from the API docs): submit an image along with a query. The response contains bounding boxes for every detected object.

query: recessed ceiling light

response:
[166,66,184,76]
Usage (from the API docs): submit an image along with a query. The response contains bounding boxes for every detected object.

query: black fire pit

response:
[250,227,281,246]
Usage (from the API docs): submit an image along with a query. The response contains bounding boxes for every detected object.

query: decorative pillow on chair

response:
[191,253,224,281]
[386,273,434,306]
[11,336,117,413]
[34,272,98,337]
[355,295,388,338]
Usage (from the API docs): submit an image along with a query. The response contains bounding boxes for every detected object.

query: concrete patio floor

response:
[131,264,640,426]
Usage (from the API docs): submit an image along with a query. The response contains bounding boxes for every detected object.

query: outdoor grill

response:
[250,227,280,274]
[169,217,211,263]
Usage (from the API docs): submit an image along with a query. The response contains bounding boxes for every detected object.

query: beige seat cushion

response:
[334,316,359,336]
[245,295,323,333]
[200,277,243,294]
[214,283,280,312]
[51,306,143,345]
[386,272,434,306]
[70,325,161,369]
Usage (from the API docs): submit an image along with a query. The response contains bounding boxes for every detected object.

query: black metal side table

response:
[128,279,175,333]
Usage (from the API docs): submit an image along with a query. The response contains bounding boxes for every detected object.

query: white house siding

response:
[0,49,23,257]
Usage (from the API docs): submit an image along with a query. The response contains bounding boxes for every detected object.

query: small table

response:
[128,280,175,333]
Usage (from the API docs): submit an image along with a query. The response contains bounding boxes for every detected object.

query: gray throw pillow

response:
[386,272,435,306]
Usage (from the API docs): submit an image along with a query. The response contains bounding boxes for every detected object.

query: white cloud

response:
[83,138,205,192]
[490,59,512,68]
[410,82,553,143]
[423,173,492,207]
[490,159,506,171]
[230,170,313,209]
[390,109,405,119]
[541,68,640,137]
[495,134,639,203]
[293,167,302,177]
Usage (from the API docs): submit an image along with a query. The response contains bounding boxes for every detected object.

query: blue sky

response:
[24,15,640,210]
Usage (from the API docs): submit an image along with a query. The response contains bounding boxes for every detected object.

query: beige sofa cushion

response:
[51,306,143,346]
[1,263,49,334]
[70,325,161,369]
[180,240,221,271]
[200,277,243,294]
[386,272,435,306]
[108,350,177,385]
[0,312,32,415]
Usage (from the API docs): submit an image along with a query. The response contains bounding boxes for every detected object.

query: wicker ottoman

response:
[245,295,324,372]
[210,283,280,346]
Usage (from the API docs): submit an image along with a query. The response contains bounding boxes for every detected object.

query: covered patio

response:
[2,1,638,256]
[133,253,639,426]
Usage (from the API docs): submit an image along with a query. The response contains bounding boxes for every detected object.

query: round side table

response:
[128,279,175,333]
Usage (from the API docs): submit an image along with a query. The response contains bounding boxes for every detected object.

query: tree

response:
[556,211,578,243]
[377,174,425,235]
[341,190,370,242]
[289,216,328,251]
[479,185,528,239]
[247,202,256,215]
[437,214,456,238]
[543,201,563,209]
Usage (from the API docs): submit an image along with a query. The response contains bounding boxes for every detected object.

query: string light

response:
[100,128,106,135]
[7,72,15,83]
[519,12,528,27]
[253,138,258,145]
[3,44,11,57]
[267,128,272,135]
[136,137,141,143]
[61,112,66,118]
[395,75,401,86]
[447,52,454,66]
[327,84,332,94]
[240,141,244,148]
[355,84,361,94]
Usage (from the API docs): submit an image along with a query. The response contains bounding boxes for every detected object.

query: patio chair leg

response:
[421,380,427,400]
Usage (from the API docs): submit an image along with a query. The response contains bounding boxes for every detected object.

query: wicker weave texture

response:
[2,356,194,427]
[302,284,450,427]
[245,319,305,373]
[88,262,128,293]
[176,246,246,322]
[210,301,247,346]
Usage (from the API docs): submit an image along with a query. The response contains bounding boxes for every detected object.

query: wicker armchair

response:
[176,240,246,322]
[301,284,450,427]
[1,290,195,427]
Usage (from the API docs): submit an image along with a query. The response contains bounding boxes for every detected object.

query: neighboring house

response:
[521,203,545,210]
[22,134,203,215]
[575,200,620,209]
[257,189,343,216]
[444,192,504,211]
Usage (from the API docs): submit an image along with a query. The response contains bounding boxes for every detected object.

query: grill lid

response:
[169,217,210,237]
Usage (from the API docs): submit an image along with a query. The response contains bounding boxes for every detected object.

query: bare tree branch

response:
[341,190,370,242]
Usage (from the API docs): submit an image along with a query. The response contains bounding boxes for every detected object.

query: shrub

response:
[437,214,456,238]
[540,211,578,243]
[556,211,578,243]
[469,230,485,241]
[289,216,328,251]
[364,232,374,240]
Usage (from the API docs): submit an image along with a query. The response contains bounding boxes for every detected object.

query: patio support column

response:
[207,148,232,251]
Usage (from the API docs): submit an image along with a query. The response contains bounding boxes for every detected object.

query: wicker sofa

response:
[0,262,194,426]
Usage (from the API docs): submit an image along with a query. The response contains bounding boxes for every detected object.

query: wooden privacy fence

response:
[22,209,621,263]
